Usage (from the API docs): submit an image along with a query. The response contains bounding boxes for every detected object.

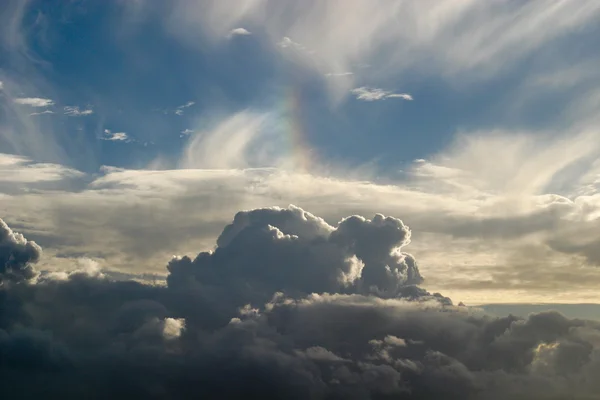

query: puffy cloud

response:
[228,27,252,37]
[1,209,600,398]
[167,206,424,305]
[0,218,41,283]
[102,129,129,142]
[13,97,54,107]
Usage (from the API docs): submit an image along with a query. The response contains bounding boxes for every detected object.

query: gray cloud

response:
[167,206,424,305]
[2,208,600,398]
[0,217,41,283]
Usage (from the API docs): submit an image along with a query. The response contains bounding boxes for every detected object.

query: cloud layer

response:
[2,208,600,398]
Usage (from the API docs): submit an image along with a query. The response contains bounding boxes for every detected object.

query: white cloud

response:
[102,129,130,142]
[180,110,277,169]
[0,153,84,187]
[227,27,251,37]
[29,110,55,116]
[14,97,54,107]
[351,87,413,101]
[64,105,94,116]
[162,0,600,101]
[174,101,195,116]
[0,81,3,90]
[180,129,194,136]
[386,93,413,100]
[325,72,353,77]
[278,36,298,48]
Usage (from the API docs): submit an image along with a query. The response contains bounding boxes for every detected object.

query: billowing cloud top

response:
[168,205,425,303]
[0,218,41,283]
[1,207,600,399]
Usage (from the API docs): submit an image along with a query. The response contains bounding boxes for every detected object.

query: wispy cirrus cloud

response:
[351,86,413,101]
[325,72,353,77]
[174,100,195,116]
[14,97,54,107]
[161,0,600,102]
[29,110,55,116]
[64,105,93,116]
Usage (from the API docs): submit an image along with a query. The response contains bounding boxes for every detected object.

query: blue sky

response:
[5,0,594,172]
[2,0,600,304]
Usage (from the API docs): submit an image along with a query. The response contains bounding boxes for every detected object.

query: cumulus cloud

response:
[102,129,129,142]
[14,97,54,107]
[351,87,413,101]
[227,27,251,37]
[0,218,41,283]
[167,206,425,304]
[63,105,93,116]
[1,209,600,398]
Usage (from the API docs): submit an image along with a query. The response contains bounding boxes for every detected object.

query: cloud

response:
[160,0,600,101]
[325,72,354,77]
[167,205,425,304]
[0,153,84,185]
[4,122,600,303]
[180,128,194,136]
[102,129,129,142]
[351,87,413,101]
[179,110,279,169]
[174,101,195,116]
[0,217,41,283]
[63,106,93,116]
[1,212,600,398]
[29,110,55,116]
[0,81,3,90]
[227,27,252,37]
[278,36,303,49]
[14,97,54,107]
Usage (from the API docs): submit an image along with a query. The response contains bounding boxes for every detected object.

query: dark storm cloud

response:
[0,217,41,283]
[1,206,600,399]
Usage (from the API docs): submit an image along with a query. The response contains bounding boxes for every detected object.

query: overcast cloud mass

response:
[1,0,600,397]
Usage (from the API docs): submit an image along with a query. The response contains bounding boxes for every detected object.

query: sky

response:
[2,0,600,306]
[3,1,600,398]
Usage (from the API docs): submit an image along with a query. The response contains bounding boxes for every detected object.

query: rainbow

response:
[278,85,315,172]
